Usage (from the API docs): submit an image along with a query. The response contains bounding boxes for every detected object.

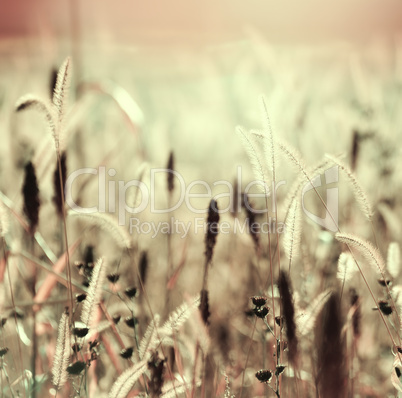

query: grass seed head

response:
[22,161,40,234]
[205,199,220,264]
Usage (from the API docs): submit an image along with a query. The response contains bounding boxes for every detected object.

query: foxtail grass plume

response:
[326,154,373,221]
[277,140,310,183]
[236,126,269,196]
[387,242,400,279]
[337,252,356,284]
[81,257,106,328]
[160,295,201,335]
[68,211,133,249]
[108,359,148,398]
[52,57,72,127]
[166,151,175,193]
[335,233,385,276]
[139,315,160,360]
[22,161,40,234]
[283,197,301,270]
[296,289,332,336]
[259,95,276,182]
[278,271,298,365]
[52,309,70,390]
[52,151,67,217]
[316,292,346,398]
[205,199,220,264]
[15,95,57,148]
[160,380,201,398]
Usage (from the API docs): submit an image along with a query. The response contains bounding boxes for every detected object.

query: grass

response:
[0,37,402,397]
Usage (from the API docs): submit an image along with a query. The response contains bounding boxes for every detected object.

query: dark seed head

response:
[0,318,7,328]
[72,343,81,353]
[0,347,9,357]
[275,365,286,376]
[52,151,67,217]
[73,327,89,338]
[89,340,100,351]
[167,151,175,193]
[148,352,166,397]
[125,317,138,328]
[199,289,210,326]
[120,347,134,359]
[124,287,138,299]
[254,306,269,319]
[22,161,40,234]
[251,296,267,308]
[112,314,121,324]
[139,251,148,285]
[75,293,87,303]
[378,279,392,287]
[255,369,272,383]
[67,361,86,375]
[278,271,298,365]
[396,367,402,378]
[378,300,393,316]
[275,316,284,328]
[107,273,120,284]
[205,199,220,264]
[84,245,94,267]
